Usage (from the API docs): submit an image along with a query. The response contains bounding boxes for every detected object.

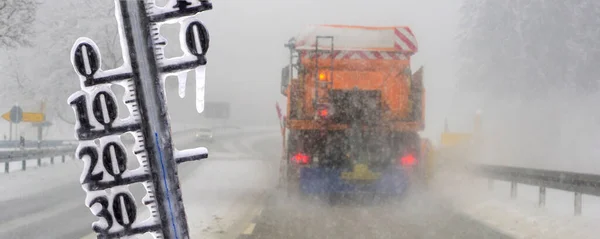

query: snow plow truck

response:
[279,25,429,203]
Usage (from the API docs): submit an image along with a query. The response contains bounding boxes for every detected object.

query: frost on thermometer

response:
[67,0,213,238]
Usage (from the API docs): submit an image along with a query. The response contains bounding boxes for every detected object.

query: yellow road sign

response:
[2,112,44,123]
[1,113,9,122]
[22,112,45,122]
[440,132,472,147]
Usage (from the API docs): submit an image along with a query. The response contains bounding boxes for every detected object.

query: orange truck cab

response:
[279,25,426,203]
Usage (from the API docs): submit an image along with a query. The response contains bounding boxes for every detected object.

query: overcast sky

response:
[0,0,465,142]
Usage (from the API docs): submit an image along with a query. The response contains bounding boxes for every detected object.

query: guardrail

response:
[0,146,77,173]
[0,140,77,149]
[0,127,273,174]
[473,164,600,215]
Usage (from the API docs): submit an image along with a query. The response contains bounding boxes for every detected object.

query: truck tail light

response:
[318,108,329,118]
[316,103,333,120]
[291,153,310,165]
[399,153,417,167]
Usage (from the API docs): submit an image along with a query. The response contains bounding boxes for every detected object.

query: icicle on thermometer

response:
[67,0,212,238]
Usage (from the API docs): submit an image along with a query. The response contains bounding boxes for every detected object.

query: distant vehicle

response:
[280,25,429,204]
[195,128,214,143]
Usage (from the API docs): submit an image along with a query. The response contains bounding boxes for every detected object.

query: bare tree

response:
[49,1,121,124]
[68,1,123,68]
[0,0,41,48]
[100,12,124,69]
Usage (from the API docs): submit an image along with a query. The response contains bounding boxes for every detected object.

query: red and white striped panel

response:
[299,50,409,61]
[393,27,418,53]
[294,25,418,54]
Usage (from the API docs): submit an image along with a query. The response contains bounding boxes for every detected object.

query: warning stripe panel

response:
[394,27,418,52]
[293,25,418,53]
[371,51,384,60]
[299,50,409,60]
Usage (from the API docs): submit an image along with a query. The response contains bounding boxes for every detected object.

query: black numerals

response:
[73,42,101,78]
[88,192,139,235]
[70,94,95,139]
[102,142,127,181]
[93,91,118,127]
[79,146,103,184]
[69,91,141,140]
[186,21,209,57]
[79,141,150,191]
[112,193,137,229]
[88,196,113,234]
[69,1,214,237]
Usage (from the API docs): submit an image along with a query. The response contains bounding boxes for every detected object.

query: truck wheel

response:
[327,193,340,206]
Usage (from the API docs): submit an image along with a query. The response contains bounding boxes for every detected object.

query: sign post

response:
[2,105,47,142]
[2,106,45,124]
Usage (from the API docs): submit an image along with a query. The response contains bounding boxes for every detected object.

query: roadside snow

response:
[0,159,82,202]
[0,127,276,203]
[184,131,280,238]
[77,128,280,239]
[431,170,600,239]
[185,157,277,238]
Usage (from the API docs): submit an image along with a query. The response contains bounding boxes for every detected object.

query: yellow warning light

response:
[319,72,327,81]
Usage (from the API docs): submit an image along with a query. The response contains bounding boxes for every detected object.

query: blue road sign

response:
[10,106,23,124]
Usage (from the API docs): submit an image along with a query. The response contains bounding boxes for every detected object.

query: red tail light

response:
[399,153,417,166]
[291,153,310,165]
[318,108,329,117]
[316,103,333,120]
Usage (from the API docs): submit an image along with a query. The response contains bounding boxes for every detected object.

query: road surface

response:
[237,189,513,239]
[0,128,516,239]
[0,129,246,239]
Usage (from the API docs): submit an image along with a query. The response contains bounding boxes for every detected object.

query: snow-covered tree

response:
[458,0,600,98]
[0,0,121,124]
[0,0,40,48]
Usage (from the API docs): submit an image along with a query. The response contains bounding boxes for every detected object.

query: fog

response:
[3,1,600,238]
[0,0,596,174]
[0,0,464,141]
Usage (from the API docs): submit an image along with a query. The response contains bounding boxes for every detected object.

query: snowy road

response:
[0,128,278,239]
[5,127,590,239]
[234,189,512,239]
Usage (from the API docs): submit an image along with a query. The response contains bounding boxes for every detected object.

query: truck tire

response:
[327,192,341,206]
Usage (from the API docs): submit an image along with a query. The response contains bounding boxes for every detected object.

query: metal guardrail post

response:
[37,158,41,167]
[510,181,517,199]
[4,162,8,173]
[575,192,582,216]
[539,187,546,207]
[50,157,54,164]
[22,160,26,171]
[62,155,65,163]
[476,163,600,215]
